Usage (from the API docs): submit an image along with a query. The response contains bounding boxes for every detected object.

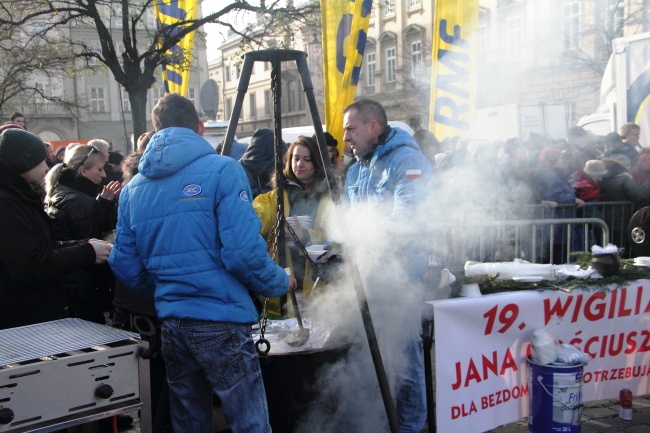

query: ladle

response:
[284,288,310,347]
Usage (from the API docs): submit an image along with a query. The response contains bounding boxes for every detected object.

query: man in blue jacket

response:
[342,98,433,433]
[109,93,295,433]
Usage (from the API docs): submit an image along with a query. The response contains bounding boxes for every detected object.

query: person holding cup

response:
[0,128,112,330]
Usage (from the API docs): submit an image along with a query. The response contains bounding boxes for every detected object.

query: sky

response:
[201,0,256,62]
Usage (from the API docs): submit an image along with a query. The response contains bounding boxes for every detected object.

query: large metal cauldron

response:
[254,319,351,433]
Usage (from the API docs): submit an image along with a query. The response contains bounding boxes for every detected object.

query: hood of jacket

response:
[634,152,650,173]
[139,127,215,179]
[239,128,286,178]
[358,127,421,166]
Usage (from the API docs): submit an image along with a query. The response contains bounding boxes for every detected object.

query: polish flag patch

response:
[405,169,422,179]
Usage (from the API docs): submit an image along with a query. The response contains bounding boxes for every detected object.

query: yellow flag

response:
[321,0,372,157]
[428,0,478,140]
[154,0,198,97]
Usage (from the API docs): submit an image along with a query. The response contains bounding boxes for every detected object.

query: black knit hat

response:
[108,151,124,165]
[0,129,48,173]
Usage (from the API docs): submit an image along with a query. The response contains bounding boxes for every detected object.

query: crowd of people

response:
[1,98,645,433]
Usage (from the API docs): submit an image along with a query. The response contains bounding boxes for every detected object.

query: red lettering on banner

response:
[583,364,650,383]
[641,330,650,352]
[585,292,607,321]
[608,290,618,319]
[585,335,599,357]
[451,349,518,390]
[572,293,583,322]
[481,385,528,410]
[544,296,574,323]
[544,286,648,323]
[626,332,638,354]
[451,401,477,419]
[618,289,633,317]
[600,335,608,358]
[608,333,625,356]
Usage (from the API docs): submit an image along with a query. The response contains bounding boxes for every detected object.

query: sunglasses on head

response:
[78,144,101,168]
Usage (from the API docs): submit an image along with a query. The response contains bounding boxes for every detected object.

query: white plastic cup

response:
[460,283,482,297]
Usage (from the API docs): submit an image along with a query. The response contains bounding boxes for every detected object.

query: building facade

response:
[209,0,649,140]
[2,5,210,155]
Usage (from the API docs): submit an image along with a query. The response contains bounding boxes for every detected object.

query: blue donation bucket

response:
[527,356,585,433]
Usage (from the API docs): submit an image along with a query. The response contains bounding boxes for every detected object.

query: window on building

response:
[562,1,579,50]
[288,80,297,112]
[409,0,421,9]
[411,41,422,78]
[613,3,625,38]
[89,87,107,113]
[89,41,101,65]
[506,15,522,60]
[146,9,158,28]
[249,92,257,118]
[386,47,396,83]
[565,102,576,127]
[225,66,231,82]
[35,80,52,104]
[120,87,131,112]
[366,52,376,86]
[478,20,488,63]
[152,87,164,104]
[384,0,395,17]
[187,87,197,107]
[114,7,123,28]
[264,90,272,116]
[298,84,305,110]
[225,98,232,119]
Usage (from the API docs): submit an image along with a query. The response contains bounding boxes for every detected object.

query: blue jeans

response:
[160,319,271,433]
[394,336,427,433]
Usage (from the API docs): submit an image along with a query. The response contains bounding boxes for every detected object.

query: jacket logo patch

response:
[240,191,250,202]
[183,184,202,196]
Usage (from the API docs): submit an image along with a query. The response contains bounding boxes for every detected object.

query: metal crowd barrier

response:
[431,201,637,267]
[433,217,610,269]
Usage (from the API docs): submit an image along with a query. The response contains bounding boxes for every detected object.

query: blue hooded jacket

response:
[344,127,433,220]
[108,127,288,323]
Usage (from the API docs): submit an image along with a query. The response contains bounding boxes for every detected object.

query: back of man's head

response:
[152,93,199,133]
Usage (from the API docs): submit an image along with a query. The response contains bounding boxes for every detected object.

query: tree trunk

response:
[129,89,149,152]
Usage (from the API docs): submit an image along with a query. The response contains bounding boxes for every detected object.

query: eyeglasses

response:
[78,144,100,168]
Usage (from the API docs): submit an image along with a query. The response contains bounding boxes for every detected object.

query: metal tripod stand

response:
[221,49,400,433]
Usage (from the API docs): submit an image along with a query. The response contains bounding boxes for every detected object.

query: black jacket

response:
[46,170,117,322]
[47,169,116,240]
[0,161,96,329]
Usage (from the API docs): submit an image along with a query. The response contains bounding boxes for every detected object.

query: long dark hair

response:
[283,136,326,190]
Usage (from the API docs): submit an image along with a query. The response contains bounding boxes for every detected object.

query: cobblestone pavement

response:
[483,395,650,433]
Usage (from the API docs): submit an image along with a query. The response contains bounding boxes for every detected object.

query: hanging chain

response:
[256,61,283,356]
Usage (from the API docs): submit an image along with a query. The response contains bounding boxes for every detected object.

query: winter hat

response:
[0,123,24,134]
[108,151,124,165]
[583,160,608,176]
[0,129,47,173]
[539,146,562,166]
[608,153,631,169]
[604,132,623,145]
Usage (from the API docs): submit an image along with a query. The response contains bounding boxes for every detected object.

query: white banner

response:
[431,282,650,432]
